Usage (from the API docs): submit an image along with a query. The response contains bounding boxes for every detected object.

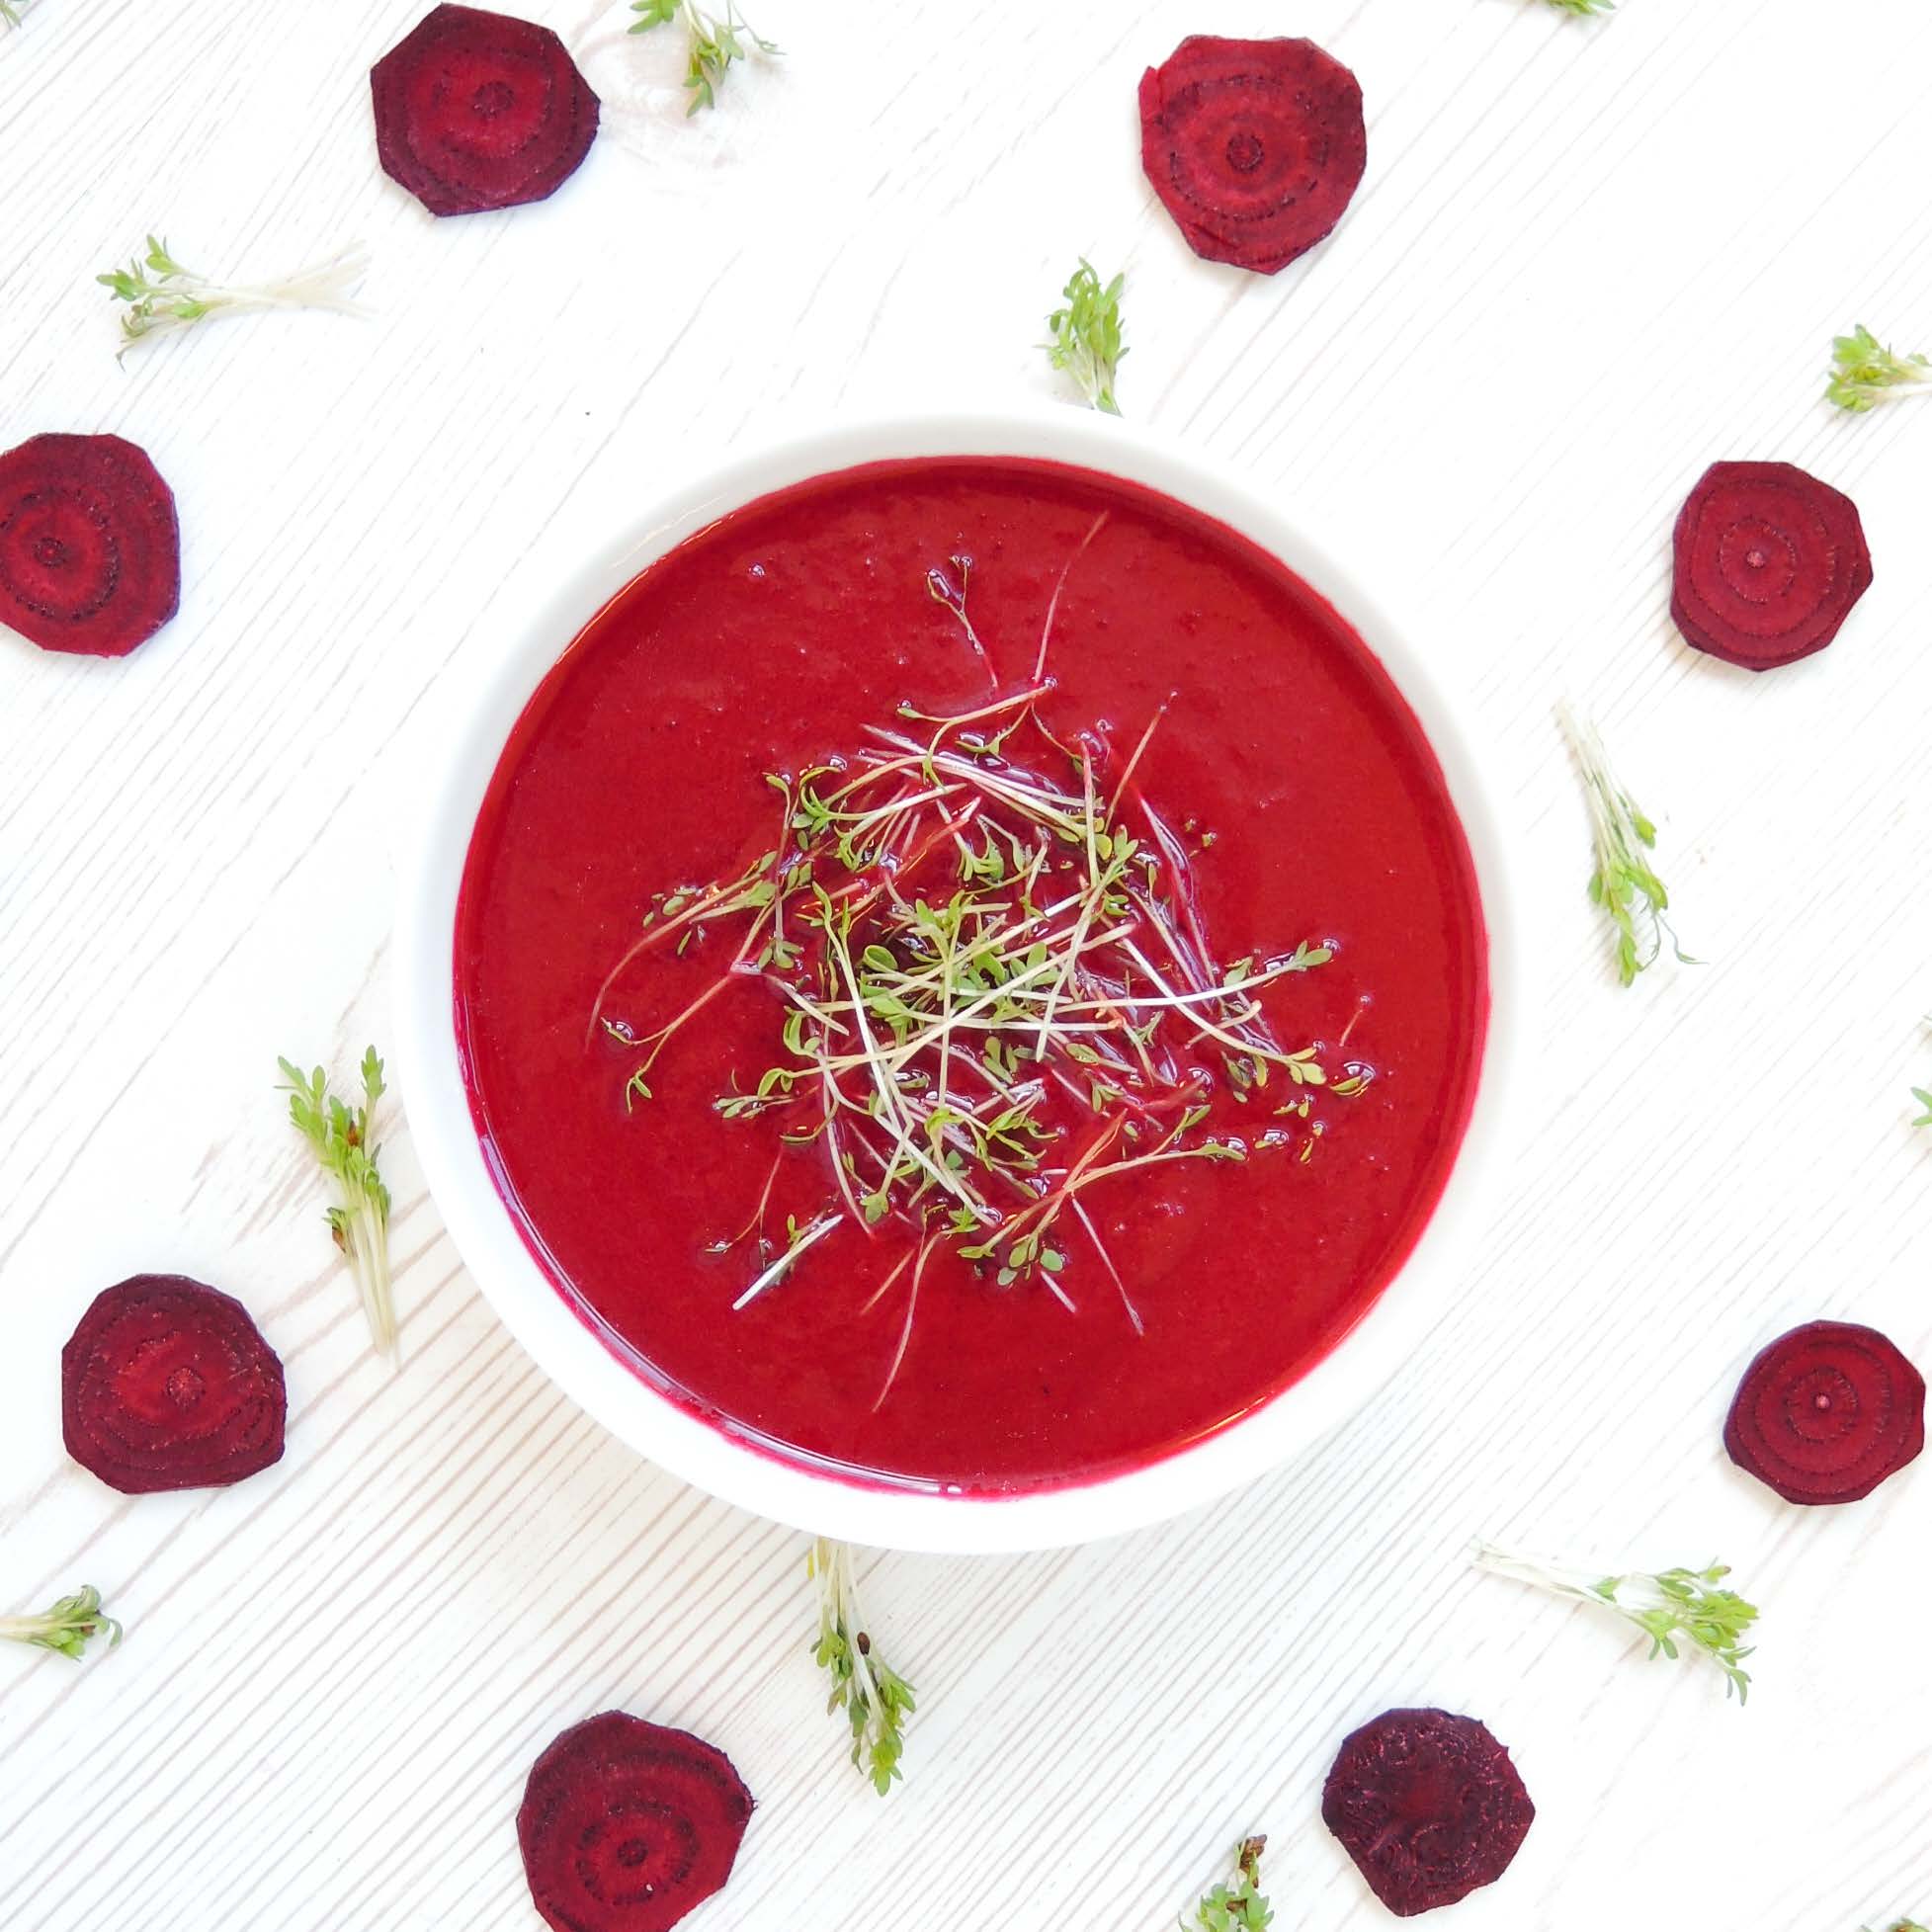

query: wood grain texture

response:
[3,0,1929,1925]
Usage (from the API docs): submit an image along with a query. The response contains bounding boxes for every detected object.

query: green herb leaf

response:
[1185,1836,1273,1932]
[0,1586,121,1661]
[1826,324,1931,413]
[629,0,779,114]
[809,1538,914,1795]
[97,236,369,356]
[1474,1542,1758,1702]
[277,1047,398,1358]
[1542,0,1614,13]
[1044,258,1127,415]
[1559,704,1695,986]
[0,3,25,28]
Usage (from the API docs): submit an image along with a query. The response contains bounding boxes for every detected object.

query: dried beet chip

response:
[1725,1319,1924,1505]
[1138,36,1368,276]
[372,4,600,219]
[1670,460,1873,670]
[62,1276,286,1494]
[0,433,180,658]
[518,1712,752,1932]
[1322,1707,1535,1917]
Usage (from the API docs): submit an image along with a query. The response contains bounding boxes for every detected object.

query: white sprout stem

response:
[341,1203,398,1362]
[733,1212,842,1310]
[1471,1541,1614,1604]
[120,243,373,353]
[814,1538,887,1720]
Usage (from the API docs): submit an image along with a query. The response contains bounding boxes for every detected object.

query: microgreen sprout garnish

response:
[0,2,25,28]
[1473,1542,1758,1702]
[1,1586,121,1660]
[1542,0,1613,13]
[1558,703,1693,987]
[1045,258,1127,416]
[1185,1836,1273,1932]
[809,1538,914,1795]
[278,1048,398,1360]
[595,533,1362,1396]
[1826,325,1931,413]
[1913,1086,1932,1128]
[98,235,369,357]
[629,0,778,113]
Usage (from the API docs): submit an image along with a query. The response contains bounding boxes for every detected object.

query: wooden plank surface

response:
[2,0,1928,1925]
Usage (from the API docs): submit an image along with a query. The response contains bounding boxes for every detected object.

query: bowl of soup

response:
[396,407,1518,1553]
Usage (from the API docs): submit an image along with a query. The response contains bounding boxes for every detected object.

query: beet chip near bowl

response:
[397,410,1519,1554]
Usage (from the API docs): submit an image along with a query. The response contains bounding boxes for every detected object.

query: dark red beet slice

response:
[1322,1708,1534,1917]
[0,433,179,658]
[62,1275,286,1494]
[1671,461,1873,670]
[372,4,600,219]
[1139,36,1367,276]
[1725,1319,1924,1505]
[518,1712,752,1932]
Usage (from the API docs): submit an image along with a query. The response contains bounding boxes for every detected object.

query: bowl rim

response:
[393,403,1523,1554]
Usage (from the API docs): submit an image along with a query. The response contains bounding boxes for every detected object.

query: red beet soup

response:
[455,458,1487,1492]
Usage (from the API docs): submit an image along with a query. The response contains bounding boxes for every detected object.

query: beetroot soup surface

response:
[455,458,1487,1492]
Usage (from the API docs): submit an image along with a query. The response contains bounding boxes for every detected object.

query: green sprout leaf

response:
[0,2,26,28]
[1911,1086,1932,1128]
[0,1586,121,1661]
[629,0,779,114]
[1826,324,1931,413]
[96,234,369,357]
[1542,0,1614,13]
[1185,1836,1273,1932]
[809,1538,914,1795]
[1474,1542,1758,1702]
[277,1046,398,1359]
[1559,703,1695,987]
[1044,258,1127,416]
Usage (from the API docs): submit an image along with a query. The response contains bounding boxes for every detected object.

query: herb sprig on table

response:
[98,235,369,356]
[1045,259,1128,415]
[279,1048,398,1359]
[1,1586,121,1660]
[1186,1836,1273,1931]
[810,1538,915,1795]
[1474,1543,1757,1701]
[1559,705,1693,987]
[1826,325,1930,413]
[630,0,778,113]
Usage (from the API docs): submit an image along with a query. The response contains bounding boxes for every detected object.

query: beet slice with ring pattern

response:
[1322,1707,1535,1917]
[518,1712,753,1932]
[62,1275,287,1494]
[1725,1319,1924,1505]
[0,433,180,658]
[1138,36,1368,276]
[1670,460,1873,670]
[372,4,601,218]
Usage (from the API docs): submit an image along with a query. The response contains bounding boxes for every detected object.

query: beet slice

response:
[1138,36,1368,276]
[518,1712,753,1932]
[1725,1319,1924,1505]
[1322,1708,1534,1917]
[61,1275,286,1494]
[1670,461,1873,670]
[0,433,179,658]
[372,4,600,218]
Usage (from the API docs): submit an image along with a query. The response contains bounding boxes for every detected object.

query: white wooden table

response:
[4,1,1929,1925]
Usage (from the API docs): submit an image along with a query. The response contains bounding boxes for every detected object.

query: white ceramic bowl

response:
[395,406,1520,1554]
